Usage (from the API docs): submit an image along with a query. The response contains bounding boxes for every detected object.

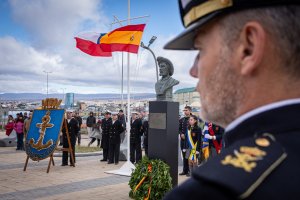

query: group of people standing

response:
[179,106,224,176]
[85,110,149,165]
[86,110,126,165]
[5,112,32,151]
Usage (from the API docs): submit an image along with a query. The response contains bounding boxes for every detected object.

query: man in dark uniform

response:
[118,109,126,143]
[164,0,300,199]
[141,115,149,156]
[75,111,82,146]
[100,111,112,162]
[62,111,79,166]
[130,112,143,164]
[108,112,124,165]
[178,105,192,175]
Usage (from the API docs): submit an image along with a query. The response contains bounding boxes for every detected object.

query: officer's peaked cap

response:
[164,0,300,50]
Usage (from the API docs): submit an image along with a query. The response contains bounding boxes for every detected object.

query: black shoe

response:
[179,172,187,176]
[100,159,107,162]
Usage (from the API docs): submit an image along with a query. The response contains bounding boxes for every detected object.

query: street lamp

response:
[140,36,159,81]
[43,70,52,98]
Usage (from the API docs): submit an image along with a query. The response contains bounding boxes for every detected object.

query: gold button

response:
[220,0,230,6]
[255,138,270,147]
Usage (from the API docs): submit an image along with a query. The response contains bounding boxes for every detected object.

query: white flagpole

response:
[126,0,133,167]
[105,0,135,176]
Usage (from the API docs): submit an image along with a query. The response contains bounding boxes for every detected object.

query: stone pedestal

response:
[148,101,179,187]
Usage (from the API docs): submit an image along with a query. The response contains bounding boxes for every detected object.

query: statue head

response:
[157,57,174,77]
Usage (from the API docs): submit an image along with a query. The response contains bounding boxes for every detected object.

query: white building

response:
[174,87,201,107]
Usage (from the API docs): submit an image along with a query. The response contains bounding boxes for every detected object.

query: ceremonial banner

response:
[25,109,65,161]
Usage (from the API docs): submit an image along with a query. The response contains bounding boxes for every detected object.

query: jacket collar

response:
[224,99,300,147]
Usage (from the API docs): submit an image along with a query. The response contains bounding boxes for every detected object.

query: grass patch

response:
[75,146,101,153]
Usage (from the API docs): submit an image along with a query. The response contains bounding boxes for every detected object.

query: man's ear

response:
[236,21,266,75]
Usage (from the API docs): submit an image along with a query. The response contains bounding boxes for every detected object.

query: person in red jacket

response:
[5,115,14,136]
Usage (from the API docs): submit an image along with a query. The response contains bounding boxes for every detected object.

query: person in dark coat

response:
[118,109,126,143]
[100,111,112,162]
[178,105,192,175]
[142,117,149,156]
[163,0,300,199]
[86,111,96,139]
[62,112,79,166]
[108,112,124,164]
[130,112,142,164]
[75,112,82,146]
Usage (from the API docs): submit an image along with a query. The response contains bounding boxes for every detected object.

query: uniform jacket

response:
[76,116,82,131]
[179,116,190,149]
[142,120,149,146]
[118,114,126,129]
[101,118,112,135]
[164,102,300,200]
[62,118,78,146]
[101,118,112,149]
[130,118,142,142]
[109,120,124,144]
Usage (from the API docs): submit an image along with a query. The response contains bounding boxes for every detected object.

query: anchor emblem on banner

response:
[29,110,54,151]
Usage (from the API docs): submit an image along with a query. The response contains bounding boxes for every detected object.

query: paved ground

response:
[0,131,188,200]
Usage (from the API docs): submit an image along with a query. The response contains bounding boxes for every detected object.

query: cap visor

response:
[164,12,221,50]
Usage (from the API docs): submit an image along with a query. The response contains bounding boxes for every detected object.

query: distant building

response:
[174,87,201,107]
[65,93,74,108]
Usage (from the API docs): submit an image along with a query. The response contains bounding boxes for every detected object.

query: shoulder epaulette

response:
[193,134,287,199]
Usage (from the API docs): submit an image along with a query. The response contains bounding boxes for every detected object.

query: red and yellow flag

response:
[100,24,146,54]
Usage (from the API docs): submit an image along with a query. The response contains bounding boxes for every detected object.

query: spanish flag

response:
[75,24,145,56]
[100,24,146,54]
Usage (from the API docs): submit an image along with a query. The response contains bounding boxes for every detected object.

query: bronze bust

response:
[155,57,180,101]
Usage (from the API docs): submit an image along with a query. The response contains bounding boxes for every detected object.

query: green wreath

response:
[129,156,172,200]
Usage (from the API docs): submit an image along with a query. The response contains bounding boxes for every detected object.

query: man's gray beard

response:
[199,49,243,127]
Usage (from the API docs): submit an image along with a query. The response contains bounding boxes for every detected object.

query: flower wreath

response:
[129,156,172,200]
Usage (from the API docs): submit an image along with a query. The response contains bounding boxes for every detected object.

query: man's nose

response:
[190,53,199,78]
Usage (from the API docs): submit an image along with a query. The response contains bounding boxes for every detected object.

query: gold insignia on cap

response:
[220,0,230,6]
[255,138,270,147]
[183,0,233,27]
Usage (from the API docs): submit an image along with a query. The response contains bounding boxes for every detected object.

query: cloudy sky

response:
[0,0,197,94]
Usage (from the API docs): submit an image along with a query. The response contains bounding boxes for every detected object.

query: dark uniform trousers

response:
[130,119,142,163]
[142,120,149,156]
[164,103,300,199]
[101,118,112,161]
[62,118,78,165]
[108,120,124,163]
[179,116,190,174]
